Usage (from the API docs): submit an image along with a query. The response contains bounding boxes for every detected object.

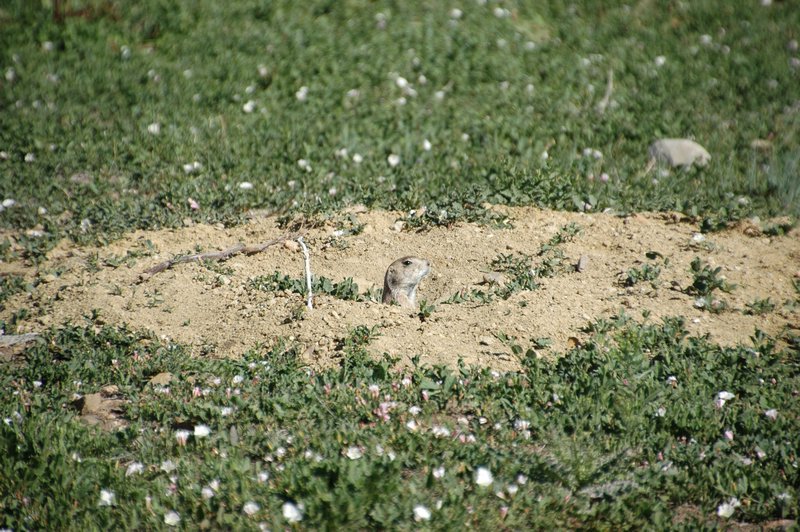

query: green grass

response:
[3,1,800,528]
[2,0,799,257]
[1,317,798,529]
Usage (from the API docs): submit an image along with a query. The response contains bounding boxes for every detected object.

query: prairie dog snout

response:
[382,256,431,308]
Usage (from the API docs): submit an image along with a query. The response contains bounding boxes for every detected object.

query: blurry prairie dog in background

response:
[382,257,431,308]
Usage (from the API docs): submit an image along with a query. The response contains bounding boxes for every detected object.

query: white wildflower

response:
[422,139,432,151]
[175,429,190,445]
[201,486,214,499]
[654,55,666,67]
[408,405,422,416]
[147,123,161,135]
[475,467,493,487]
[243,501,260,515]
[160,460,176,472]
[346,446,363,460]
[450,8,463,19]
[764,409,778,420]
[282,501,304,523]
[387,154,400,167]
[164,510,181,526]
[183,161,202,174]
[98,489,116,507]
[295,86,309,101]
[514,419,530,431]
[194,424,211,438]
[395,76,408,89]
[352,153,363,164]
[243,100,256,113]
[126,462,144,476]
[433,466,445,479]
[24,153,35,163]
[431,425,451,438]
[406,419,419,431]
[238,182,253,190]
[717,497,740,518]
[413,505,432,521]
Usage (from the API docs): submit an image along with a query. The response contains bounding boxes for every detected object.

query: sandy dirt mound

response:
[2,208,798,370]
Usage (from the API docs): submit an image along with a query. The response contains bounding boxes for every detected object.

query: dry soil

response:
[2,207,798,370]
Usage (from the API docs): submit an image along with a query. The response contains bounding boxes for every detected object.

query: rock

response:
[391,220,405,232]
[576,255,589,273]
[649,139,710,167]
[749,139,772,151]
[69,172,92,184]
[149,372,173,385]
[345,204,368,214]
[75,392,128,431]
[478,336,494,346]
[482,272,506,287]
[283,240,300,252]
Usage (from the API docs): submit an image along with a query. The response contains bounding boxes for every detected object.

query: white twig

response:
[595,69,614,115]
[297,237,313,310]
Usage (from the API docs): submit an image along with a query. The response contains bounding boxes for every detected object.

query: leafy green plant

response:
[622,263,661,287]
[417,300,436,322]
[1,317,797,530]
[0,274,27,307]
[686,257,735,297]
[744,298,776,316]
[250,272,365,302]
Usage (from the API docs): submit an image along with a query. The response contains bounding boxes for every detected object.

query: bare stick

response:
[595,69,614,115]
[297,236,313,310]
[141,234,298,279]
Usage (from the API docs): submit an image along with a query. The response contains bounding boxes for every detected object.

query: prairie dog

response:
[382,256,431,308]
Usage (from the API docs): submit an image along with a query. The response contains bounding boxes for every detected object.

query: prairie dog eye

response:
[402,259,412,266]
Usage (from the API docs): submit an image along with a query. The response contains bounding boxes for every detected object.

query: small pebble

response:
[482,272,506,286]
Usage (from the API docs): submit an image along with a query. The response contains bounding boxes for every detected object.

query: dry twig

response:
[297,236,313,310]
[595,69,614,115]
[140,234,299,280]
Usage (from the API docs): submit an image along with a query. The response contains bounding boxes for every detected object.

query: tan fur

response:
[382,256,431,308]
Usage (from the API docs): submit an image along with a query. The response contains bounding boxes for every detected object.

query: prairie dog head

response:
[382,256,431,308]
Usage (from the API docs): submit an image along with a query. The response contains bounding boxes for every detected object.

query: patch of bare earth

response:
[2,208,798,370]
